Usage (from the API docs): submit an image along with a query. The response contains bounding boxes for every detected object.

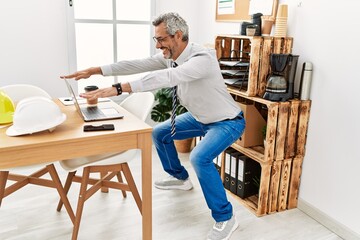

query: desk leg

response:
[139,132,152,240]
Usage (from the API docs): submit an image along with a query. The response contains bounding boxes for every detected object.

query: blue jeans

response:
[152,112,245,222]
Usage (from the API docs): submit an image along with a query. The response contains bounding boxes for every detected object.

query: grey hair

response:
[152,12,189,42]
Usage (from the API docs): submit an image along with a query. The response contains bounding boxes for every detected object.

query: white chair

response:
[0,84,75,224]
[1,84,52,102]
[56,92,154,240]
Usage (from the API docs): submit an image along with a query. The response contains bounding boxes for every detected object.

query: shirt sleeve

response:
[131,51,214,92]
[100,52,167,76]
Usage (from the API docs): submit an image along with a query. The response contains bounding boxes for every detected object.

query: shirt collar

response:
[172,42,191,66]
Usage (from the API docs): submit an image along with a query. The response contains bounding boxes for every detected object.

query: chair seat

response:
[59,149,138,172]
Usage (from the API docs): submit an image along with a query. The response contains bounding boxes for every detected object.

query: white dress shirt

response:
[100,43,241,124]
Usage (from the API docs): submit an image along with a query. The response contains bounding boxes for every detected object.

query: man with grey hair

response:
[62,12,245,240]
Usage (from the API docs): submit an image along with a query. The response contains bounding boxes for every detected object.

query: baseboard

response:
[298,198,360,240]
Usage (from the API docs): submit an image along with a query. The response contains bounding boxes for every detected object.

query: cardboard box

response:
[236,102,266,147]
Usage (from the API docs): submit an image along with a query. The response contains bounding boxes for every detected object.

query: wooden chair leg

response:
[47,164,75,225]
[121,163,142,214]
[72,167,90,240]
[116,171,127,198]
[57,171,76,211]
[0,171,9,207]
[100,171,109,193]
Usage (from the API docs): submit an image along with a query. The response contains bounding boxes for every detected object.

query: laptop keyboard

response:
[81,106,106,119]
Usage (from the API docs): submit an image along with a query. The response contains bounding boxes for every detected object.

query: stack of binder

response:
[224,148,261,199]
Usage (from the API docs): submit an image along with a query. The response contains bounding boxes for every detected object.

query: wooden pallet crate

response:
[215,35,293,97]
[229,91,309,164]
[229,90,278,164]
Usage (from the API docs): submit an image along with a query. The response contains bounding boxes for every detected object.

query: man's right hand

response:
[60,67,102,81]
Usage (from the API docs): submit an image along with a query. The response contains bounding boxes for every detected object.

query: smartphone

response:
[83,124,115,132]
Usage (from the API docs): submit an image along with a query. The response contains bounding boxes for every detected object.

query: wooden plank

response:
[232,143,266,165]
[247,37,262,96]
[272,37,283,54]
[256,163,272,216]
[288,156,304,209]
[275,102,290,160]
[258,37,273,97]
[277,158,292,211]
[223,38,232,58]
[268,160,282,213]
[282,37,293,54]
[264,103,279,162]
[215,37,223,60]
[285,100,300,158]
[232,38,241,59]
[241,38,251,60]
[296,100,311,156]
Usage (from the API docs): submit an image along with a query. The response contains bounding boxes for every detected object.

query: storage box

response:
[236,102,266,148]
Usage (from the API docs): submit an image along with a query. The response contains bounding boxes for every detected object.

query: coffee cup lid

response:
[84,85,99,91]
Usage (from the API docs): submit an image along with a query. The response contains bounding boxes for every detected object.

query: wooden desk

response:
[0,100,153,240]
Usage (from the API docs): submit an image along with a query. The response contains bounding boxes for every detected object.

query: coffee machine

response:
[263,54,299,102]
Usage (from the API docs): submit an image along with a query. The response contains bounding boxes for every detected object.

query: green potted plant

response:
[151,88,187,122]
[151,88,193,153]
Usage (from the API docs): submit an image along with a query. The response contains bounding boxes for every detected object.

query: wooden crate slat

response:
[285,100,300,158]
[232,38,241,59]
[264,103,279,162]
[275,102,290,160]
[256,164,272,216]
[223,38,232,58]
[272,37,283,54]
[268,160,282,213]
[231,143,266,164]
[242,38,251,60]
[258,38,273,97]
[288,156,304,209]
[296,100,311,156]
[282,37,293,54]
[277,158,292,211]
[215,37,223,60]
[247,38,263,96]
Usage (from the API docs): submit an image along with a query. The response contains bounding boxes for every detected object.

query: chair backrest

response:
[0,84,51,102]
[120,92,154,121]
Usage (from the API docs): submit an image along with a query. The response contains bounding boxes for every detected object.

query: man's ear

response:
[175,30,183,41]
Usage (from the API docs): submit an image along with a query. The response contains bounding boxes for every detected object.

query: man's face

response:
[153,22,179,60]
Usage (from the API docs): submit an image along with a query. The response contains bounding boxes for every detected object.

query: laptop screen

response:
[64,79,85,120]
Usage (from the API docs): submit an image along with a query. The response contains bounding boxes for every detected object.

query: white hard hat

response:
[6,96,66,136]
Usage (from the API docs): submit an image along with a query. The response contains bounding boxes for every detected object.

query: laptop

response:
[64,79,124,122]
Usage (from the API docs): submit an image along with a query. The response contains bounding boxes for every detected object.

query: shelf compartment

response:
[224,162,272,217]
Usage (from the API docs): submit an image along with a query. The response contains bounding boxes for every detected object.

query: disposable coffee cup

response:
[246,25,258,36]
[84,85,99,106]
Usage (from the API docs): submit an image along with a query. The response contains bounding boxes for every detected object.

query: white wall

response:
[0,0,71,97]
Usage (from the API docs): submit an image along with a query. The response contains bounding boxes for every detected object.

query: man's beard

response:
[161,47,173,59]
